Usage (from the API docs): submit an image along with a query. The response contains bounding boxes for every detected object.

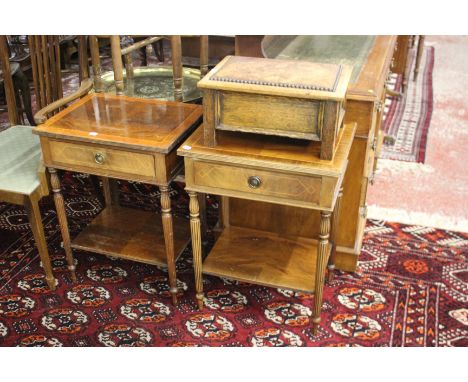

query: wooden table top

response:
[34,93,203,153]
[178,122,356,177]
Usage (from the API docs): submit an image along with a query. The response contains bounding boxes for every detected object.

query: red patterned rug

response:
[381,45,435,163]
[0,173,467,347]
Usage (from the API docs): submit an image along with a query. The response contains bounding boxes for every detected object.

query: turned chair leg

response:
[200,35,209,78]
[160,185,179,305]
[312,211,331,335]
[49,168,77,282]
[171,35,183,102]
[328,187,343,283]
[188,191,204,310]
[24,196,56,290]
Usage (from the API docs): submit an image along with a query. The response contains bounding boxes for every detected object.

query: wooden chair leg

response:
[160,185,178,305]
[49,168,77,282]
[14,67,35,126]
[140,46,148,66]
[14,90,25,124]
[413,35,425,81]
[24,196,56,290]
[89,35,103,91]
[312,211,331,335]
[188,190,204,310]
[200,36,209,77]
[110,35,124,95]
[152,40,164,62]
[328,187,343,283]
[170,35,183,102]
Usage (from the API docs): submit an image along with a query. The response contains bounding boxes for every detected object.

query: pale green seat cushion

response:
[0,126,42,196]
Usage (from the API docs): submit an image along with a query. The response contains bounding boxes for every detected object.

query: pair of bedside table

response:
[34,92,355,333]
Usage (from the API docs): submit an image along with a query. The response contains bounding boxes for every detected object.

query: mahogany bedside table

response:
[34,93,203,305]
[178,122,356,334]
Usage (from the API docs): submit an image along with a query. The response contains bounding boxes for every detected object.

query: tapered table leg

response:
[312,211,331,335]
[48,168,77,282]
[25,196,56,290]
[160,185,178,305]
[328,187,343,283]
[188,191,204,310]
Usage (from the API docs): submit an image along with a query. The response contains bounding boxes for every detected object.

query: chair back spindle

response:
[28,36,63,112]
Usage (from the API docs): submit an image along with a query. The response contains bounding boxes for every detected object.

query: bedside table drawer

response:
[47,140,156,180]
[192,160,321,204]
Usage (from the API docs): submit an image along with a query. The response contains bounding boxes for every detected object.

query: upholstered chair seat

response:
[0,126,42,195]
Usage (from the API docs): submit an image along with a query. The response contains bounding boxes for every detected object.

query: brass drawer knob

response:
[94,152,105,164]
[248,176,262,189]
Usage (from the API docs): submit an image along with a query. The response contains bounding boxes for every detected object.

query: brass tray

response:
[100,66,202,102]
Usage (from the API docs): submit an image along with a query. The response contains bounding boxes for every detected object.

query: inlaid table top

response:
[34,93,203,153]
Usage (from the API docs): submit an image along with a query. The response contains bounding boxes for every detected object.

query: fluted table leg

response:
[160,185,178,305]
[49,168,77,282]
[312,211,331,335]
[188,191,204,310]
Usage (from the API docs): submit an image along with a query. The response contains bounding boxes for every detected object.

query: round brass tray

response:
[100,66,202,102]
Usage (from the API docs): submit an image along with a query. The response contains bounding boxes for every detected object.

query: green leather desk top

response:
[264,35,376,83]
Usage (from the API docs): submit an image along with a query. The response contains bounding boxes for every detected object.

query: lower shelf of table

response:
[203,225,330,292]
[71,205,191,266]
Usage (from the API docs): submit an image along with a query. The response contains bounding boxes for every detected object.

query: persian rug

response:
[381,46,435,163]
[0,173,467,347]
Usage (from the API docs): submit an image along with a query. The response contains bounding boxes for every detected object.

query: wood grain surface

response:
[71,205,191,266]
[203,225,326,292]
[34,93,203,153]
